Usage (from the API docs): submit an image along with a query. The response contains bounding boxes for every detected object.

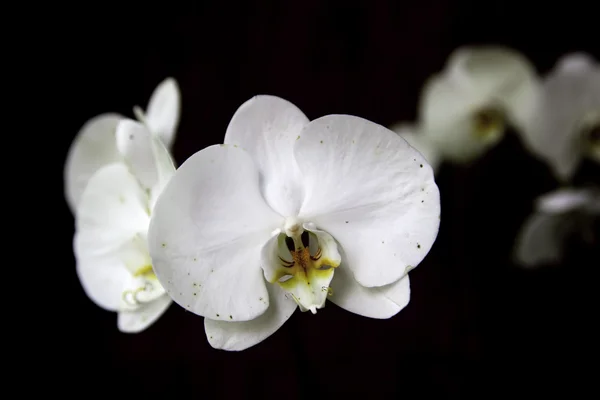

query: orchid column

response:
[148,96,441,351]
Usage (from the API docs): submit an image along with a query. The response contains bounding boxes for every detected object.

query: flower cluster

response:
[64,46,598,350]
[65,81,441,350]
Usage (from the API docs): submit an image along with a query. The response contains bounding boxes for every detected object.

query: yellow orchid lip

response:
[270,228,340,314]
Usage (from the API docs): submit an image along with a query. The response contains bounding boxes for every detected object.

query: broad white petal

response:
[74,163,151,311]
[205,283,297,351]
[295,115,440,287]
[64,113,124,213]
[117,295,172,333]
[143,78,181,148]
[535,188,595,214]
[224,95,309,216]
[513,212,572,267]
[329,263,410,319]
[519,53,600,181]
[390,122,441,172]
[148,144,283,322]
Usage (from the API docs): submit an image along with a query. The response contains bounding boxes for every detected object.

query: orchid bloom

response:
[74,119,176,333]
[148,96,441,351]
[518,53,600,182]
[398,46,539,167]
[514,187,600,267]
[64,78,180,213]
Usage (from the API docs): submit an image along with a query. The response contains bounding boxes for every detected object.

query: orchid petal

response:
[329,264,410,319]
[117,294,172,333]
[136,77,181,149]
[514,213,573,267]
[390,123,441,172]
[224,95,309,216]
[295,115,440,287]
[74,163,150,311]
[115,119,176,209]
[64,113,124,213]
[535,188,595,214]
[205,283,297,351]
[148,144,282,322]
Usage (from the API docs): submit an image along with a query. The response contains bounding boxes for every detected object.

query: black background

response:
[45,1,599,397]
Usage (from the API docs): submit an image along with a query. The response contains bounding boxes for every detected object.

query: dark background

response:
[47,1,599,397]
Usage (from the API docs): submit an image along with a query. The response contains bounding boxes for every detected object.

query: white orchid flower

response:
[417,46,540,165]
[64,77,180,213]
[74,119,176,333]
[148,95,441,351]
[518,53,600,182]
[514,187,600,267]
[390,123,441,173]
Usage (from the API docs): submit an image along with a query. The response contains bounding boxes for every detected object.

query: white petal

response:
[148,144,283,322]
[142,78,181,148]
[513,213,572,267]
[116,119,177,210]
[390,122,441,172]
[116,120,158,191]
[205,283,297,351]
[64,113,124,213]
[117,295,172,333]
[74,163,151,311]
[519,53,600,181]
[420,47,539,163]
[535,188,595,214]
[224,95,309,216]
[295,115,441,287]
[329,263,410,319]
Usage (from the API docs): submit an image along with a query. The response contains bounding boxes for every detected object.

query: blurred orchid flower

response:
[518,53,600,182]
[74,120,176,333]
[393,46,540,169]
[64,78,180,213]
[148,95,441,351]
[514,187,600,267]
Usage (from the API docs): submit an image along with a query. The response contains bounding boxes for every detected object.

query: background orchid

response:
[391,46,540,171]
[518,53,600,182]
[73,119,176,333]
[148,95,441,351]
[514,187,599,267]
[63,78,180,214]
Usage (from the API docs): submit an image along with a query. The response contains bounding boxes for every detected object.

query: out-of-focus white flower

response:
[518,53,600,182]
[514,187,600,267]
[74,120,176,333]
[148,95,441,351]
[64,78,180,213]
[393,46,540,169]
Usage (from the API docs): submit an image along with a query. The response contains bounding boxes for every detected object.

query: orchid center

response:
[472,107,505,141]
[579,112,600,162]
[119,233,166,311]
[265,218,341,314]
